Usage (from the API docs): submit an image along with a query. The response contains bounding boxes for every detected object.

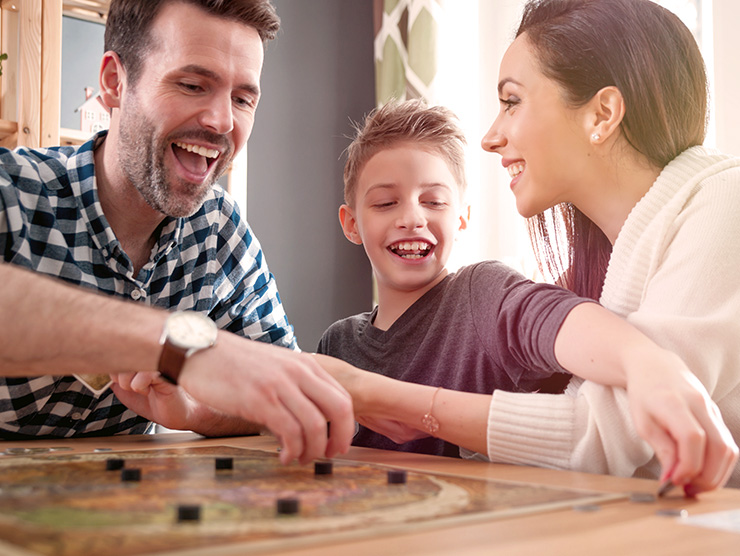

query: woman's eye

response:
[499,97,520,112]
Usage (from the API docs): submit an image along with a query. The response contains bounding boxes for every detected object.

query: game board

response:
[0,446,623,556]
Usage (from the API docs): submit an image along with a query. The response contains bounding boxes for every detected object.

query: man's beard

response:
[117,98,231,218]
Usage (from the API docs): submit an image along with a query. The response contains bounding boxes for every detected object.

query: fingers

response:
[639,389,738,493]
[269,356,353,464]
[634,414,678,483]
[130,371,163,394]
[682,402,738,494]
[182,343,354,466]
[296,356,354,459]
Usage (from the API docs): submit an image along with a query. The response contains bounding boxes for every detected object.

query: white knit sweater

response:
[484,146,740,486]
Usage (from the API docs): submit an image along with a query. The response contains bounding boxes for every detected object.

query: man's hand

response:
[178,333,355,465]
[111,371,193,430]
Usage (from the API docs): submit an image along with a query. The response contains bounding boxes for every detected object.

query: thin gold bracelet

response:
[421,386,441,435]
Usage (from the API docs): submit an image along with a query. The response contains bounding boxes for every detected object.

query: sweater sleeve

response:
[486,379,652,476]
[469,262,587,389]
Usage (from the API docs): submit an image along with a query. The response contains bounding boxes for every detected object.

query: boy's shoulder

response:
[453,260,525,282]
[317,309,375,352]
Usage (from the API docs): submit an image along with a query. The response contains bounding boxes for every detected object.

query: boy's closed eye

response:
[371,201,397,209]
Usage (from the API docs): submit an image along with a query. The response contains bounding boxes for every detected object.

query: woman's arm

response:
[313,294,738,492]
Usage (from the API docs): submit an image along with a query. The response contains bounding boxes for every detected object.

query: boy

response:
[317,100,584,456]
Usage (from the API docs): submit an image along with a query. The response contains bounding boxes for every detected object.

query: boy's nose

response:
[397,205,425,229]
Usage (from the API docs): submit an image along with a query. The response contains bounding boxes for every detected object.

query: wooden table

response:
[0,433,738,556]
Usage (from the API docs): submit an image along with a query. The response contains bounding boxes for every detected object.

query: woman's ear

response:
[339,205,362,245]
[99,51,126,110]
[587,86,626,143]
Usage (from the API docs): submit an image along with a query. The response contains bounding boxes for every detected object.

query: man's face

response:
[116,2,264,217]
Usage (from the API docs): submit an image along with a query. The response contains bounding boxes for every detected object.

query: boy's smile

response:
[340,144,468,323]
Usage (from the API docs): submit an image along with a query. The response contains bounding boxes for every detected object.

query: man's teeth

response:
[390,241,432,259]
[174,141,220,159]
[507,162,525,178]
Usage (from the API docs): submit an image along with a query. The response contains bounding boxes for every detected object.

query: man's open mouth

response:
[172,141,221,175]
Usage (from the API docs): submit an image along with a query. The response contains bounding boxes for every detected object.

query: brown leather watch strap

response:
[157,341,188,385]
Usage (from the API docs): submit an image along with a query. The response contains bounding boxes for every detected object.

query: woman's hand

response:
[358,416,429,444]
[625,351,738,494]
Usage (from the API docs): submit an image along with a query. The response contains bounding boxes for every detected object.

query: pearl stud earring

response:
[591,133,601,141]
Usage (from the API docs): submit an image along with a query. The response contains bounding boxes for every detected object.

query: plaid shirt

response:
[0,132,297,439]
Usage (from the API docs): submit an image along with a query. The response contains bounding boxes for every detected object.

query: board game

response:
[0,446,623,556]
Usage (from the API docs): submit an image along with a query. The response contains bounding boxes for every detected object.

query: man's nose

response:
[198,94,235,135]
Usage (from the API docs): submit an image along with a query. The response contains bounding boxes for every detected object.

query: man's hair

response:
[105,0,280,86]
[343,99,467,207]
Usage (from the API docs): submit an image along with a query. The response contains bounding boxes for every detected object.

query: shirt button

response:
[70,412,82,420]
[130,289,145,301]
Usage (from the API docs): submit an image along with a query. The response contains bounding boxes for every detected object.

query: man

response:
[0,0,353,465]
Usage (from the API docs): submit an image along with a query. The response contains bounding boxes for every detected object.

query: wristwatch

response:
[157,311,218,385]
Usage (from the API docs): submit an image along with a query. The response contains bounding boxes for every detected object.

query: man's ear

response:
[338,204,362,245]
[99,51,126,110]
[586,86,625,143]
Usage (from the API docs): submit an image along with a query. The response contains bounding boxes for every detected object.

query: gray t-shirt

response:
[317,261,589,457]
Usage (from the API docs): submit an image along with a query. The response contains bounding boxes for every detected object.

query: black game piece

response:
[106,458,124,471]
[314,461,333,476]
[629,492,656,503]
[276,497,300,515]
[121,468,141,482]
[177,504,201,523]
[656,508,688,518]
[387,469,407,484]
[215,457,234,470]
[573,504,601,512]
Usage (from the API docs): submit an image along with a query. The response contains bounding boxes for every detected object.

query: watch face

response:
[166,312,218,350]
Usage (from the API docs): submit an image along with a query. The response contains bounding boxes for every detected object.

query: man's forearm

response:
[0,263,165,377]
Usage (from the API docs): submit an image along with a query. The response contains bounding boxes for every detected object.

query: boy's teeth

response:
[175,141,220,159]
[507,162,525,178]
[390,241,432,259]
[394,241,427,251]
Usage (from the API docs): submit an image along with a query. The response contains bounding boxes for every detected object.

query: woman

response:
[317,0,739,493]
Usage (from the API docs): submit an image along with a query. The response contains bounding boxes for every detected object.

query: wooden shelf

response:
[0,117,17,139]
[63,0,109,23]
[60,126,93,146]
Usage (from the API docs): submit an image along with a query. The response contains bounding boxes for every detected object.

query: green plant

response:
[0,52,7,76]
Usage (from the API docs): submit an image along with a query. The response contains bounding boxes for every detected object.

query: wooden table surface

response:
[0,432,738,556]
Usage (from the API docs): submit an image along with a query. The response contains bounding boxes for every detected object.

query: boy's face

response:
[340,144,468,298]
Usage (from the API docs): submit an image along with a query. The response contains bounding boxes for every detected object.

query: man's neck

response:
[93,135,167,274]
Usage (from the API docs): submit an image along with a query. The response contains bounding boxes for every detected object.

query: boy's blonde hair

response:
[343,99,467,207]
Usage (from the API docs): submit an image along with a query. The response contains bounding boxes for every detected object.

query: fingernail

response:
[683,484,699,498]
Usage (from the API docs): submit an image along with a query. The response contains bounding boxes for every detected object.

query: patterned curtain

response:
[373,0,442,105]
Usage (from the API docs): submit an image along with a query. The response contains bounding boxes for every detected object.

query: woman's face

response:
[481,35,594,218]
